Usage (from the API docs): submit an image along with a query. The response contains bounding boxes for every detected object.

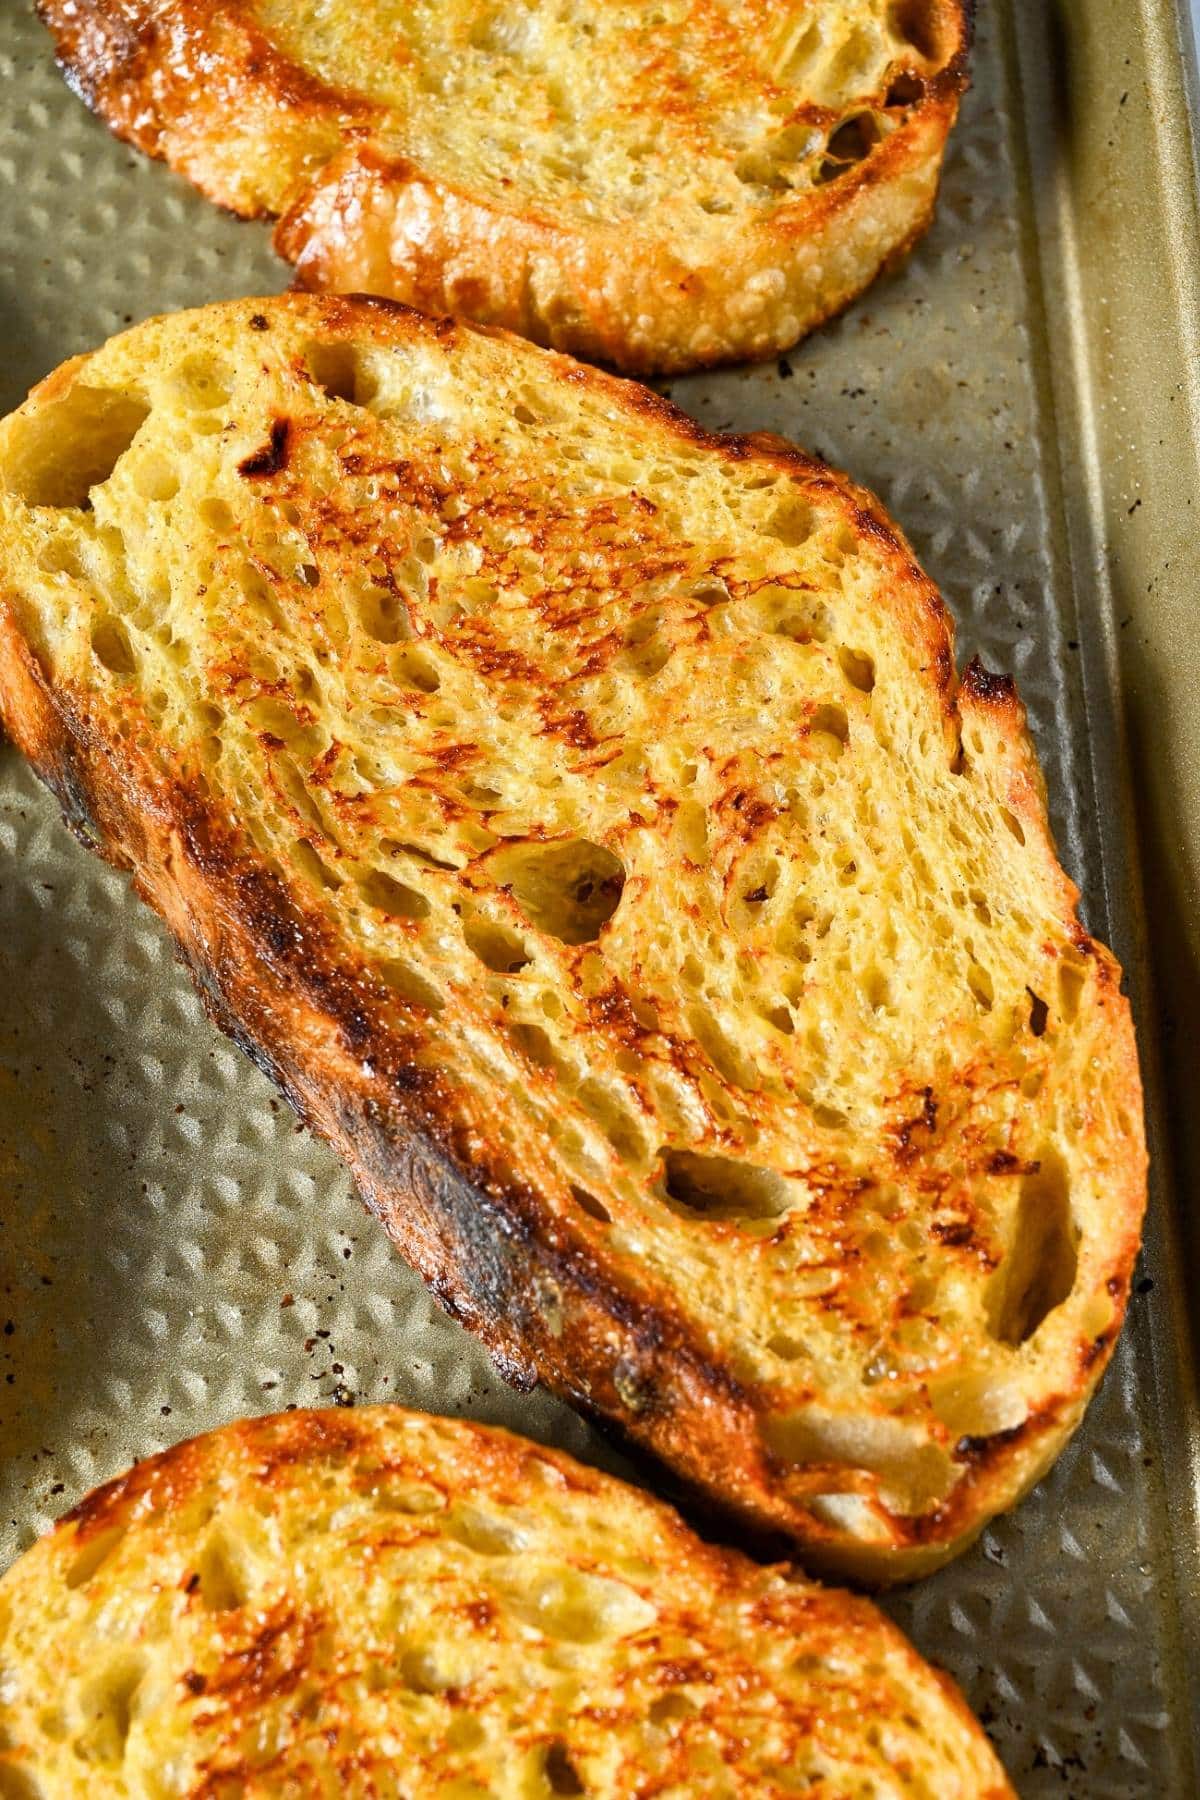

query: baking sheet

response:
[1,2,1198,1791]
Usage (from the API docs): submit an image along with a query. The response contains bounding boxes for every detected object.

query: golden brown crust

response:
[0,295,1146,1583]
[0,1406,1015,1796]
[37,0,972,373]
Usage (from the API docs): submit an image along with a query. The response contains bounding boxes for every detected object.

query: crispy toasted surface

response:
[0,1406,1013,1797]
[37,0,970,373]
[0,296,1145,1580]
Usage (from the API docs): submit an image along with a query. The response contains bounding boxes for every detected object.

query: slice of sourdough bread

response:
[38,0,971,373]
[0,295,1145,1582]
[0,1405,1014,1797]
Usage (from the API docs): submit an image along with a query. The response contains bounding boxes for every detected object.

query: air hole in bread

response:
[304,341,361,406]
[463,916,531,973]
[78,1652,146,1765]
[988,1147,1077,1344]
[577,1080,647,1163]
[735,858,779,918]
[357,867,430,921]
[237,562,286,632]
[380,959,444,1013]
[620,633,672,678]
[372,1482,444,1514]
[486,840,625,945]
[861,966,891,1011]
[461,779,505,811]
[1058,955,1086,1023]
[999,806,1025,844]
[446,1505,527,1555]
[176,357,233,409]
[130,455,180,504]
[64,1525,126,1590]
[825,113,881,166]
[829,23,878,89]
[499,1570,655,1643]
[778,19,822,79]
[763,498,816,546]
[889,0,943,61]
[245,696,322,759]
[689,574,731,605]
[35,535,86,579]
[543,1741,586,1795]
[570,1184,611,1224]
[391,646,442,693]
[199,497,234,533]
[662,1150,792,1221]
[194,1531,247,1612]
[294,838,342,891]
[509,1020,561,1071]
[885,70,925,107]
[966,963,994,1012]
[948,726,966,774]
[747,583,831,645]
[399,1646,456,1694]
[687,1006,759,1090]
[675,801,709,864]
[810,703,849,749]
[838,647,876,692]
[768,1414,954,1514]
[382,837,459,872]
[1027,989,1049,1037]
[90,615,136,677]
[4,386,150,509]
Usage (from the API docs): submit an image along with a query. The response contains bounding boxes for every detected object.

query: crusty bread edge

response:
[36,0,971,374]
[0,295,1146,1583]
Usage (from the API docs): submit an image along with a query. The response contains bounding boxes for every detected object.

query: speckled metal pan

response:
[1,3,1198,1792]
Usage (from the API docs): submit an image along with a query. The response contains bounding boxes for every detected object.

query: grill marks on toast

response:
[0,1408,1015,1797]
[0,298,1145,1576]
[39,0,971,371]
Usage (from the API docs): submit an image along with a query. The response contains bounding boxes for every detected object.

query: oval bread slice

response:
[38,0,971,374]
[0,1405,1014,1796]
[0,296,1145,1582]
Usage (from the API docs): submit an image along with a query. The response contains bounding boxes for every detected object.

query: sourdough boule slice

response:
[0,1405,1015,1797]
[38,0,972,374]
[0,294,1145,1582]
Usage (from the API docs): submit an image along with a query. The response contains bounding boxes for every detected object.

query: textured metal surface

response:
[0,2,1197,1793]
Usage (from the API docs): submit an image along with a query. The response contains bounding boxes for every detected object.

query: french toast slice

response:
[38,0,970,375]
[0,1405,1014,1797]
[0,296,1145,1583]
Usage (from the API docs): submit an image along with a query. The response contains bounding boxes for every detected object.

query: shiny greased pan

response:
[0,2,1197,1793]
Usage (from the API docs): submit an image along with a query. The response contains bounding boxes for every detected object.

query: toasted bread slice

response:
[38,0,970,374]
[0,297,1145,1582]
[0,1405,1013,1797]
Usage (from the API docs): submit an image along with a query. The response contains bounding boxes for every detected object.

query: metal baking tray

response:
[2,2,1198,1790]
